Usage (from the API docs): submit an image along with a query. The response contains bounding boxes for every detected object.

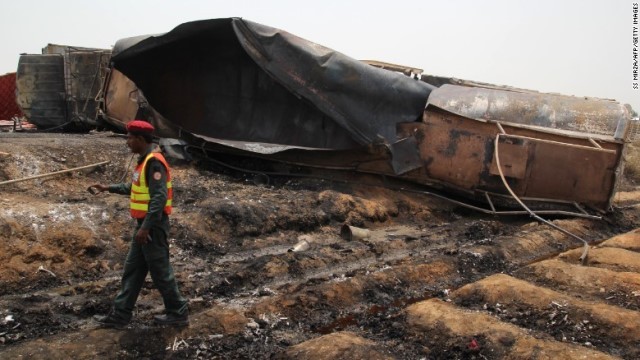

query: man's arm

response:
[89,182,130,195]
[108,183,132,195]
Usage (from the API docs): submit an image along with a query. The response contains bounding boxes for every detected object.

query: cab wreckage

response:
[15,18,634,218]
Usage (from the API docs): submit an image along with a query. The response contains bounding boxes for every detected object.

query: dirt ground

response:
[0,131,639,359]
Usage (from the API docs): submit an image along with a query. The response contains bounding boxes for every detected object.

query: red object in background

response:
[0,72,23,120]
[468,338,480,351]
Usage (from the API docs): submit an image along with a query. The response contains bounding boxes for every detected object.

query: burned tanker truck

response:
[16,18,633,215]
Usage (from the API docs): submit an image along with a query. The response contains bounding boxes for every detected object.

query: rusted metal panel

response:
[67,51,110,126]
[0,72,22,120]
[522,139,617,203]
[488,142,529,179]
[395,105,623,209]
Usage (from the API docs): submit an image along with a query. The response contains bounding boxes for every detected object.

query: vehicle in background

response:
[11,19,633,214]
[15,44,110,131]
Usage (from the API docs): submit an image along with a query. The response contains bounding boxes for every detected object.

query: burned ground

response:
[0,132,639,359]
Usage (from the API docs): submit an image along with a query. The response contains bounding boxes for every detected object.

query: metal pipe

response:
[340,224,371,241]
[494,134,590,263]
[0,160,110,186]
[400,188,601,220]
[484,192,496,212]
[588,138,603,149]
[492,121,506,135]
[499,133,616,154]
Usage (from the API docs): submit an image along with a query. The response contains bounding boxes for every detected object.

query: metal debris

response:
[288,239,310,253]
[36,265,56,278]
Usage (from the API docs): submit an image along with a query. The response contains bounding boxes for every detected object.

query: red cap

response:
[126,120,154,133]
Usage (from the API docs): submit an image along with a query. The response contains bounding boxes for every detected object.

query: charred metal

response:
[11,18,634,214]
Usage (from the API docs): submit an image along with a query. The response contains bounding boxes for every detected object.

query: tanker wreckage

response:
[16,18,633,217]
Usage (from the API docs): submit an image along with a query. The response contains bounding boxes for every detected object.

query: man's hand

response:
[88,184,109,194]
[135,228,151,245]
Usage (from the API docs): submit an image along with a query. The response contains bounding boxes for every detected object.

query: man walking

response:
[92,120,188,327]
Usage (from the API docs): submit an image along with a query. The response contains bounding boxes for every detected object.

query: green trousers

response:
[113,222,188,320]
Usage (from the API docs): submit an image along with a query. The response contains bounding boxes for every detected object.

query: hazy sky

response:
[2,0,638,113]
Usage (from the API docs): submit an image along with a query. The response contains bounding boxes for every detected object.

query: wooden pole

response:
[0,160,110,186]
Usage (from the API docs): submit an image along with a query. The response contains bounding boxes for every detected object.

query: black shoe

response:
[94,313,130,328]
[154,313,189,326]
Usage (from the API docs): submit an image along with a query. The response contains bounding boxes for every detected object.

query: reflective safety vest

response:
[130,152,173,219]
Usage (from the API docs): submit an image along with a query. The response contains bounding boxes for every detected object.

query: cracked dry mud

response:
[0,132,640,359]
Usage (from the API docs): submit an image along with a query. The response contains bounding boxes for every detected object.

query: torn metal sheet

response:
[109,18,433,150]
[388,136,422,175]
[362,60,423,78]
[158,138,192,161]
[100,68,172,135]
